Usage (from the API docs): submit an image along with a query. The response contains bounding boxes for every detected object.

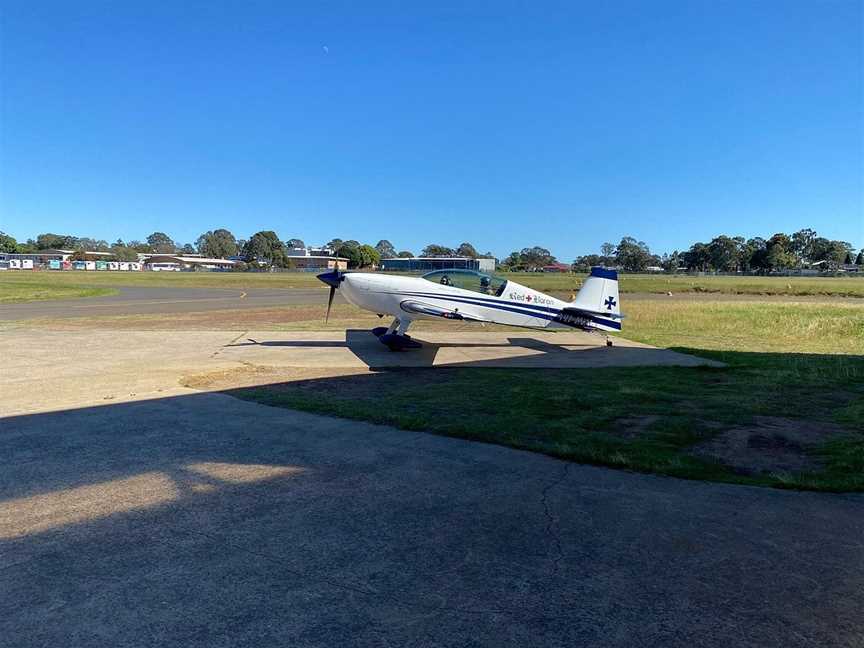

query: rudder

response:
[571,267,620,318]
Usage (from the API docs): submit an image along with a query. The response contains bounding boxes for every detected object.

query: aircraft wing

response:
[399,300,489,322]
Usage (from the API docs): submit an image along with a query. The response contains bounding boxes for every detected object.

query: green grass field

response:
[519,272,864,297]
[1,268,863,298]
[0,280,116,303]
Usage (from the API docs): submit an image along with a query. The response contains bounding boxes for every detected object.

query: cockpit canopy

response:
[421,269,508,297]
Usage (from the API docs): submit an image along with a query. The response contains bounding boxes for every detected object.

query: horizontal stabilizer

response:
[556,307,622,331]
[561,306,625,320]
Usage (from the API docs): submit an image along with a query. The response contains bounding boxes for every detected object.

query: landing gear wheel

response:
[606,338,613,347]
[371,327,388,337]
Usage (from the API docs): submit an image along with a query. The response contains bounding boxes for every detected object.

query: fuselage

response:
[337,272,620,332]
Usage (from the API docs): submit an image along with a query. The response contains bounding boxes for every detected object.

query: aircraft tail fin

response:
[571,267,621,318]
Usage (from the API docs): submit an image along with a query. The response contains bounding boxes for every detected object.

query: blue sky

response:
[1,1,861,259]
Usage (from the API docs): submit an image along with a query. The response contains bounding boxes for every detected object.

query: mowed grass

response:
[0,269,319,291]
[624,300,864,355]
[1,268,862,298]
[514,272,864,297]
[223,297,864,492]
[0,279,116,303]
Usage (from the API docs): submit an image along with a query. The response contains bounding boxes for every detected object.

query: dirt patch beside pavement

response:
[14,305,374,330]
[181,364,372,391]
[689,416,851,476]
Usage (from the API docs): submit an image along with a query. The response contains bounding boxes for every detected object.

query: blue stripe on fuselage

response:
[380,290,621,330]
[398,290,559,314]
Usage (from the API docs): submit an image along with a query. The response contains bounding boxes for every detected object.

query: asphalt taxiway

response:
[4,284,854,322]
[0,286,343,320]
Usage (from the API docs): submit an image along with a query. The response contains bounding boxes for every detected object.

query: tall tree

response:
[791,228,818,264]
[856,251,864,266]
[146,232,176,253]
[811,240,854,270]
[109,241,138,261]
[358,244,381,268]
[196,229,238,258]
[683,242,710,271]
[455,242,479,258]
[285,238,306,249]
[572,254,605,272]
[335,241,362,268]
[502,251,523,270]
[17,238,37,253]
[0,232,19,253]
[614,237,652,272]
[519,246,555,270]
[661,251,681,273]
[127,240,152,253]
[764,233,795,270]
[36,233,79,249]
[707,235,740,271]
[600,242,615,264]
[375,240,396,258]
[740,237,766,271]
[397,250,414,258]
[242,231,287,266]
[420,244,454,257]
[76,238,110,251]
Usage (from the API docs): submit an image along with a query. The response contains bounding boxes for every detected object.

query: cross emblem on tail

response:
[604,296,616,310]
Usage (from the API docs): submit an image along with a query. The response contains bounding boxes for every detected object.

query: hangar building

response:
[143,255,238,270]
[0,249,114,268]
[285,256,348,271]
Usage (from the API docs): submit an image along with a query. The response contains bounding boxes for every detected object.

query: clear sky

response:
[1,1,862,260]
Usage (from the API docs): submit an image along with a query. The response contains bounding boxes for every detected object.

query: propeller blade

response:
[325,285,336,323]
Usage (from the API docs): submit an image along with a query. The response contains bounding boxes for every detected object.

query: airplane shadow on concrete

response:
[227,329,717,370]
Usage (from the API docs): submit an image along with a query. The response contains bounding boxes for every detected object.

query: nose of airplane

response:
[316,269,344,288]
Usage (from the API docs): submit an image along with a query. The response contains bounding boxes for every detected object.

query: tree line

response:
[0,230,498,270]
[1,227,860,272]
[573,230,861,273]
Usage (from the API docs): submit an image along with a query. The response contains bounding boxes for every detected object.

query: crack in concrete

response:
[211,330,248,358]
[540,462,572,571]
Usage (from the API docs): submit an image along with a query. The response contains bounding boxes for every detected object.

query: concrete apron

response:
[0,329,720,416]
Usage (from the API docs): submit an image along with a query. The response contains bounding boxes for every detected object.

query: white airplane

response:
[317,266,623,350]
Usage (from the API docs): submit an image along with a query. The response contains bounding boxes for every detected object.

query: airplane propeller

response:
[316,269,345,323]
